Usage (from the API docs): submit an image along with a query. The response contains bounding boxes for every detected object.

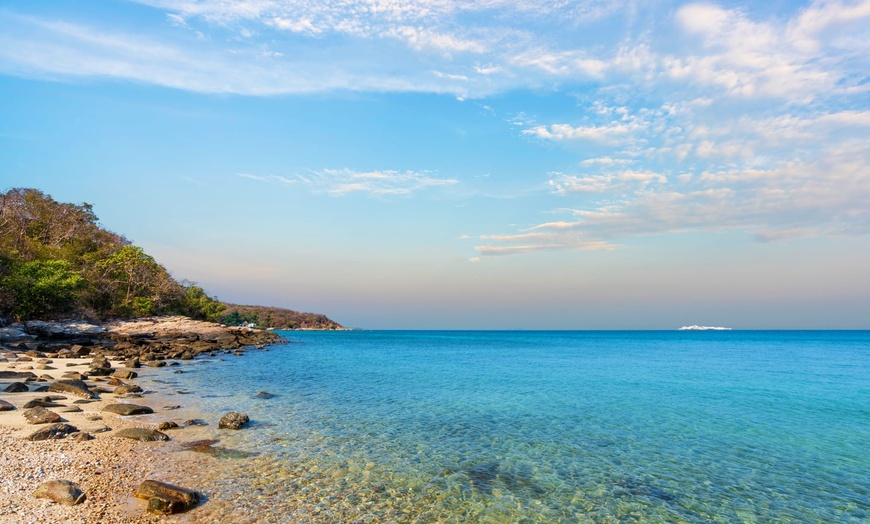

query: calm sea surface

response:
[161,331,869,523]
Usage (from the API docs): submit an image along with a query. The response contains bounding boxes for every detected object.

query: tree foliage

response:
[0,188,222,321]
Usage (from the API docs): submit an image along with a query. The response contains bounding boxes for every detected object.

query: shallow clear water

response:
[168,331,869,523]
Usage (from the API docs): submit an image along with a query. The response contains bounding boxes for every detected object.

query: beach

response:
[0,317,280,523]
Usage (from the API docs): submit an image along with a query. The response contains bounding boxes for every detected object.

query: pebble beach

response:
[0,317,280,523]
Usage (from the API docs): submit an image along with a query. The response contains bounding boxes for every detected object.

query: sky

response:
[1,0,869,329]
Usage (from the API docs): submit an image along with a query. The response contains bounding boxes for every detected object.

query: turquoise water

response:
[167,331,869,523]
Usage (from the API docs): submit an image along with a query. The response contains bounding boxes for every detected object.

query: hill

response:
[0,187,344,329]
[219,303,346,330]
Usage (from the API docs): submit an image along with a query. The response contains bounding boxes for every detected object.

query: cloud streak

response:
[238,169,458,197]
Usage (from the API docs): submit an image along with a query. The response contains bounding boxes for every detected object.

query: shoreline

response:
[0,316,283,522]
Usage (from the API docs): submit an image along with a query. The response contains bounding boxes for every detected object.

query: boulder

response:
[69,432,94,442]
[112,370,138,380]
[33,479,87,506]
[3,382,29,393]
[48,379,97,399]
[0,370,37,380]
[158,421,179,430]
[125,358,141,368]
[70,345,90,356]
[134,480,199,514]
[114,428,170,441]
[218,412,249,430]
[114,384,143,395]
[144,360,166,368]
[25,423,79,441]
[0,399,15,411]
[102,403,154,416]
[23,406,62,424]
[255,391,275,399]
[23,398,64,408]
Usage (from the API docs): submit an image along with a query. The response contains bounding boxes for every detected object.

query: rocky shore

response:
[0,316,284,523]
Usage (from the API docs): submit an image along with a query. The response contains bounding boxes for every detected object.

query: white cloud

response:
[242,168,458,196]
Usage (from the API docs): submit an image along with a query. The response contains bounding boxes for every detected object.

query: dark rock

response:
[49,379,97,399]
[125,358,141,368]
[103,403,154,416]
[86,367,114,377]
[0,399,15,411]
[61,406,83,413]
[3,382,29,393]
[33,479,87,505]
[23,398,64,408]
[69,432,94,441]
[255,391,275,399]
[163,405,180,410]
[158,421,179,430]
[25,423,79,440]
[134,480,199,514]
[0,370,38,380]
[112,370,138,380]
[114,428,170,442]
[70,345,90,356]
[23,406,62,424]
[218,412,249,430]
[114,384,143,395]
[173,369,185,374]
[73,399,98,404]
[184,419,207,426]
[144,360,166,368]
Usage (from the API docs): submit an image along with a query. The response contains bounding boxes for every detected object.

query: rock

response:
[114,384,144,395]
[24,320,106,339]
[70,344,90,356]
[0,370,38,380]
[158,421,179,430]
[218,412,249,430]
[112,370,138,380]
[68,432,94,441]
[125,357,141,368]
[49,379,97,399]
[185,419,207,426]
[255,391,275,399]
[23,398,64,408]
[0,399,15,411]
[25,423,79,441]
[82,424,111,433]
[114,428,170,441]
[134,480,199,514]
[3,382,29,393]
[102,403,154,416]
[144,360,166,368]
[23,406,62,424]
[33,479,87,506]
[61,406,83,413]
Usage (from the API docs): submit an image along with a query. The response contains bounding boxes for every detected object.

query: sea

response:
[146,330,869,523]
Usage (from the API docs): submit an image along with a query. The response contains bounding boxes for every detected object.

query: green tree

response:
[182,284,225,322]
[4,259,83,320]
[97,245,161,316]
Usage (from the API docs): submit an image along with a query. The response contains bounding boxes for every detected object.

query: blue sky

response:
[1,0,869,329]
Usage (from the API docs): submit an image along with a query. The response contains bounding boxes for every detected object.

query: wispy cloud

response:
[239,169,457,197]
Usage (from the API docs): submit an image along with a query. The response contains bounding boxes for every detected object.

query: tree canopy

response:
[0,188,224,322]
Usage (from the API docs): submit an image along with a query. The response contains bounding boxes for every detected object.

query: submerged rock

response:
[134,480,200,514]
[218,412,249,430]
[3,382,29,393]
[33,479,87,506]
[102,403,153,416]
[255,391,275,399]
[158,421,180,430]
[114,428,170,441]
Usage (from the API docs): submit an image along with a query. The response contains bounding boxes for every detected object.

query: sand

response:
[0,354,218,523]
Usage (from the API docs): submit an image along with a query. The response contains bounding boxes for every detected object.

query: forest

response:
[0,188,342,329]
